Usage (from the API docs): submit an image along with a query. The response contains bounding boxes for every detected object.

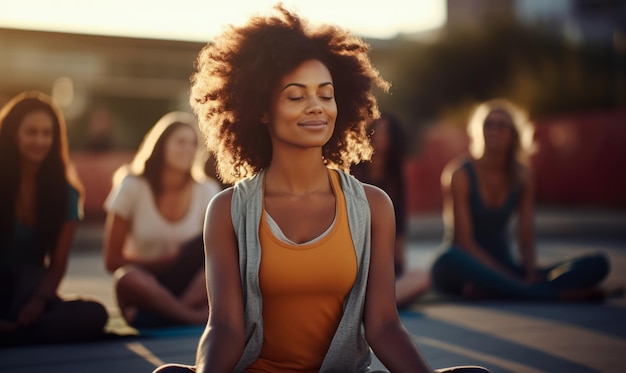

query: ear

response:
[260,113,270,124]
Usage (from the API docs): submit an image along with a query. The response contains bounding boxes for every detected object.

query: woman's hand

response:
[524,271,539,285]
[142,247,180,274]
[524,269,546,285]
[17,295,48,326]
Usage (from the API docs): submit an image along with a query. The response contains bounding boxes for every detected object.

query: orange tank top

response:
[245,170,357,373]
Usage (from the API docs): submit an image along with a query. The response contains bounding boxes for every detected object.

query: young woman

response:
[431,99,614,301]
[103,111,221,329]
[351,112,431,307]
[154,5,489,373]
[0,91,108,346]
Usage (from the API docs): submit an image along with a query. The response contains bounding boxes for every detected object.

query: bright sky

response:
[1,0,446,41]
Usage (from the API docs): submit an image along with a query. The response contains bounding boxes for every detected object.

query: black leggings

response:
[1,297,108,347]
[132,235,205,329]
[432,246,609,300]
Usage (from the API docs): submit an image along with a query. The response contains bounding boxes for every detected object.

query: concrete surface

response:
[1,209,625,373]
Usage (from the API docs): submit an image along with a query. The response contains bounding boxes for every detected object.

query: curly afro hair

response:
[190,4,389,184]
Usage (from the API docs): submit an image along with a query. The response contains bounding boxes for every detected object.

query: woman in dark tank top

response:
[431,99,618,301]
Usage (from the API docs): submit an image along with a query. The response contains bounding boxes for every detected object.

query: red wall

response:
[72,151,134,222]
[531,110,626,207]
[71,109,625,221]
[405,109,626,214]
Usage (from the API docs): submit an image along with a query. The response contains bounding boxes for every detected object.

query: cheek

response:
[164,143,180,162]
[274,104,299,122]
[16,134,28,150]
[328,102,338,119]
[42,134,54,149]
[501,129,514,144]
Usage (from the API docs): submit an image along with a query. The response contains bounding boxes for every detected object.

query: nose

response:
[35,133,50,146]
[305,96,323,114]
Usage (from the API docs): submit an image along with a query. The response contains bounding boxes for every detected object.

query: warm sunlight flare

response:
[1,0,445,40]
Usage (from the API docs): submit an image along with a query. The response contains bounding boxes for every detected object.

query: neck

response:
[160,168,191,192]
[478,151,508,170]
[265,148,329,195]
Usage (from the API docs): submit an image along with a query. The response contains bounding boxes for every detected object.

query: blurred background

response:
[1,0,625,223]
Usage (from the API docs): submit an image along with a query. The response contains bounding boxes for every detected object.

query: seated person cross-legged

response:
[431,99,619,302]
[103,111,221,329]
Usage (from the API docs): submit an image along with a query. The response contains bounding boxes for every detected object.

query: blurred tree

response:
[372,19,621,151]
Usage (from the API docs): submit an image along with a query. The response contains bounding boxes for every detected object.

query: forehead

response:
[167,124,197,139]
[485,110,513,123]
[279,59,333,86]
[20,110,54,128]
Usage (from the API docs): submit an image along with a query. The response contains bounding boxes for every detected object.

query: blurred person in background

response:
[0,91,108,346]
[351,112,431,307]
[103,111,221,329]
[431,98,618,301]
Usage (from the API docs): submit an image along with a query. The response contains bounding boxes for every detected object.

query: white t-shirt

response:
[104,175,221,260]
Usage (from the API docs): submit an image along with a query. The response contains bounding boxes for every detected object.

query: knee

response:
[435,366,491,373]
[153,364,195,373]
[114,266,156,295]
[432,246,470,273]
[82,301,109,328]
[587,252,610,278]
[63,299,109,333]
[431,248,466,293]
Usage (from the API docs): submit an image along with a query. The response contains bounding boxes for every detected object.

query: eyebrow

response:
[281,82,334,91]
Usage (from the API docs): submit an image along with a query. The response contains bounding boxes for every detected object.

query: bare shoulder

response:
[362,183,393,211]
[205,187,234,219]
[203,187,237,253]
[442,156,469,189]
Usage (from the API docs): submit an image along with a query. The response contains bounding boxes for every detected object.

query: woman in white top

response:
[104,112,221,329]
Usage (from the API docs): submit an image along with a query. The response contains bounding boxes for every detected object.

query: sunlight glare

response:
[2,0,445,40]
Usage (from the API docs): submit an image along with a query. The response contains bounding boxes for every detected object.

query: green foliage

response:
[370,20,621,145]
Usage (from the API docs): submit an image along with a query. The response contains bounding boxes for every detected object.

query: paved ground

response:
[1,209,626,372]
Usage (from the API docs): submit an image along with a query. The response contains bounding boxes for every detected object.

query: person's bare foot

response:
[122,305,138,324]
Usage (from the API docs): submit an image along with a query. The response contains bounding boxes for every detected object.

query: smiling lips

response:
[299,120,327,129]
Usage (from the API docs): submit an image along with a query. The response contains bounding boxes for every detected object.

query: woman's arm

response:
[444,162,517,278]
[18,221,77,325]
[103,213,130,273]
[196,188,245,373]
[103,213,177,273]
[516,167,537,283]
[363,185,433,373]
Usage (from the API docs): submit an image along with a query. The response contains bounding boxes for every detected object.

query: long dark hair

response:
[351,111,407,233]
[371,112,406,182]
[0,91,82,254]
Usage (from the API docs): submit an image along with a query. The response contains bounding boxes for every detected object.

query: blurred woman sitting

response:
[431,99,615,301]
[0,91,108,346]
[103,112,220,329]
